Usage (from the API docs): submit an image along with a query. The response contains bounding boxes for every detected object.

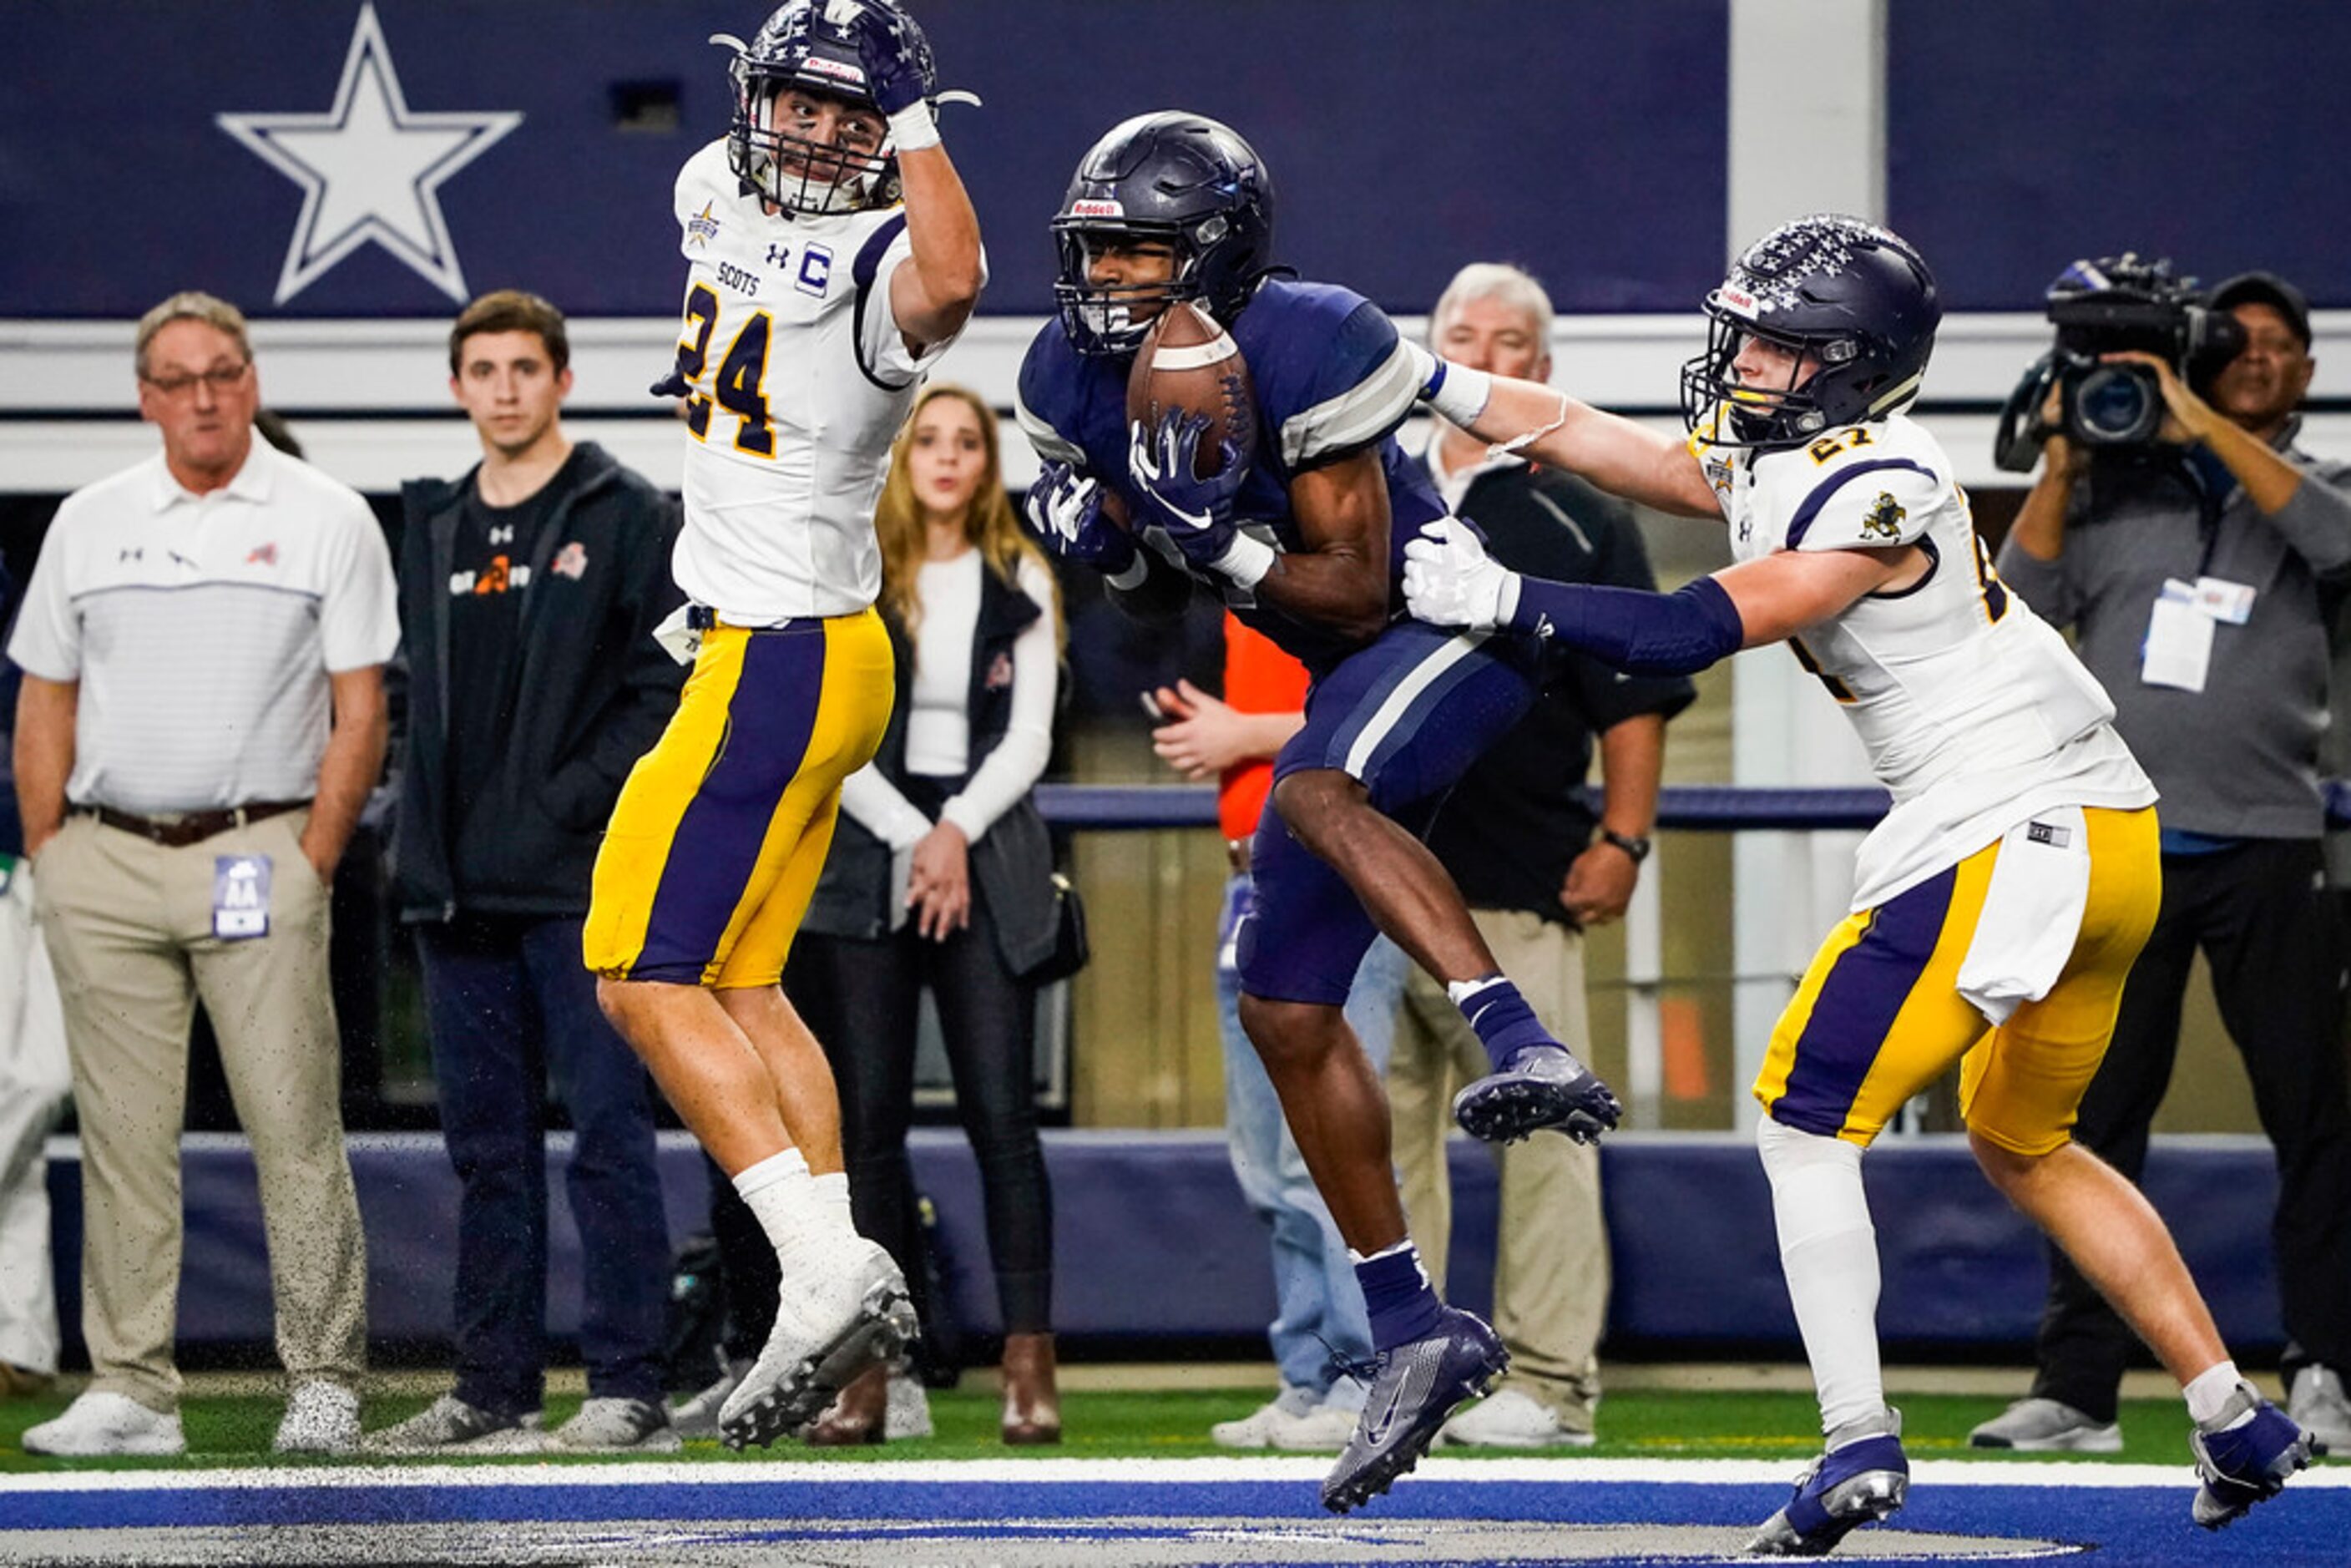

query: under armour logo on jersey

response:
[488,524,515,545]
[2025,820,2073,849]
[119,548,143,562]
[767,243,791,268]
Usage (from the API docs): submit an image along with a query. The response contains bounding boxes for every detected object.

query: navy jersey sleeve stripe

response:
[1786,457,1937,548]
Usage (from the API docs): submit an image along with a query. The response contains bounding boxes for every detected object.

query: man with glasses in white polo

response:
[13,291,397,1456]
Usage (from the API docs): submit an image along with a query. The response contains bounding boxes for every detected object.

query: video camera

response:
[1993,255,2248,471]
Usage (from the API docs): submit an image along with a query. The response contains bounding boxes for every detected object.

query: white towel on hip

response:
[1955,805,2093,1028]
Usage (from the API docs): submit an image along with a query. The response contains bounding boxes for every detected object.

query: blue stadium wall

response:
[3,2,2343,322]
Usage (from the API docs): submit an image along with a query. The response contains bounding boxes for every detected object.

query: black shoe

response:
[1452,1044,1621,1144]
[1320,1307,1508,1514]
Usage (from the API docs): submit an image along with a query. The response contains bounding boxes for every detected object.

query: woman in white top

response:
[790,384,1067,1444]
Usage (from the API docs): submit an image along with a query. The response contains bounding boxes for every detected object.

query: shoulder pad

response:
[1238,283,1418,468]
[1781,445,1944,551]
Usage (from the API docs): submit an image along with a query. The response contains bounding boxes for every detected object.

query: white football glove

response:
[1402,516,1521,631]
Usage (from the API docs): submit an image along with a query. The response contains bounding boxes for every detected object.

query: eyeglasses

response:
[141,362,250,398]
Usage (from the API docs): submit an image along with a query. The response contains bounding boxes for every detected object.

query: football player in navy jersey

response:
[1014,111,1620,1512]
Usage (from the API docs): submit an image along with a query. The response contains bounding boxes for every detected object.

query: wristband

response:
[888,100,940,154]
[1211,533,1277,589]
[1423,358,1493,428]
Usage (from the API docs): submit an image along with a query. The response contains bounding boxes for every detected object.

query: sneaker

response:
[1967,1395,2122,1454]
[718,1236,918,1451]
[2192,1382,2314,1529]
[551,1397,681,1454]
[668,1359,747,1440]
[1451,1044,1621,1145]
[1748,1408,1909,1555]
[273,1379,361,1454]
[1439,1386,1597,1449]
[23,1390,185,1457]
[1321,1306,1509,1514]
[2288,1364,2351,1455]
[1276,1396,1367,1453]
[1212,1384,1323,1449]
[884,1368,933,1441]
[361,1393,545,1454]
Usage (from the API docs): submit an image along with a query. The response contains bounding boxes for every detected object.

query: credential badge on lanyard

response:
[214,854,271,940]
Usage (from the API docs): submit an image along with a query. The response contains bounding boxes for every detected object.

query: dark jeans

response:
[416,913,671,1414]
[790,895,1054,1336]
[2032,839,2351,1420]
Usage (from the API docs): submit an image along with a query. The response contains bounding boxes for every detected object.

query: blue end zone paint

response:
[3,1475,2347,1563]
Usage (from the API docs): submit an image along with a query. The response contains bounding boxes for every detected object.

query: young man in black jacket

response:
[367,291,688,1454]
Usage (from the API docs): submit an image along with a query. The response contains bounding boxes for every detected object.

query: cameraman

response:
[1982,273,2351,1455]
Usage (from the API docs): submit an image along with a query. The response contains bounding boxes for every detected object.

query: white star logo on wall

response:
[216,4,521,305]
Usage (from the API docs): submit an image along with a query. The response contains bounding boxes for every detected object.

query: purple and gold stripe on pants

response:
[1752,805,2160,1152]
[584,609,893,988]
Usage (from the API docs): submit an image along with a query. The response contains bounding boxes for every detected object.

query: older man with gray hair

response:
[1386,261,1691,1449]
[13,291,396,1456]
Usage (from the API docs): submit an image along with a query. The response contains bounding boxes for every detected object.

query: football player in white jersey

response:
[1400,215,2313,1549]
[583,0,982,1451]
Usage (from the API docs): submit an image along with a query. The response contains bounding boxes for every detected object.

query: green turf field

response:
[0,1383,2229,1472]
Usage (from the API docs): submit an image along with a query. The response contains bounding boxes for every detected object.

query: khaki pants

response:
[34,811,367,1411]
[1388,907,1608,1428]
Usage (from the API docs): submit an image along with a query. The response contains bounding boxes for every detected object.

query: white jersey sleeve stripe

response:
[1277,339,1420,468]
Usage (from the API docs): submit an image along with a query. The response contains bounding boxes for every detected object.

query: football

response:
[1126,301,1257,481]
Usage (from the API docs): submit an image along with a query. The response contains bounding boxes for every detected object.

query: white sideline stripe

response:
[3,1456,2345,1494]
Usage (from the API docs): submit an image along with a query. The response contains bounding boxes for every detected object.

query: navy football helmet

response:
[714,0,936,215]
[1051,112,1276,356]
[1680,215,1941,450]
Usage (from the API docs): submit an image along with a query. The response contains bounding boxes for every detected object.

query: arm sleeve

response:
[1993,530,2079,627]
[839,763,933,851]
[1509,574,1746,677]
[6,513,79,681]
[319,491,401,672]
[943,555,1059,842]
[2254,462,2351,579]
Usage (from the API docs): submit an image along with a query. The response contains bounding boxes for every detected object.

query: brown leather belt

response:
[85,801,307,848]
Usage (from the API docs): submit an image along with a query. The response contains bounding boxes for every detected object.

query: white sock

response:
[733,1148,820,1254]
[2185,1361,2249,1429]
[1757,1116,1884,1437]
[811,1171,857,1240]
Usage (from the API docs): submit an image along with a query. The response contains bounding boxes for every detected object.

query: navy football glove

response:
[1127,411,1249,571]
[1024,461,1137,574]
[846,0,937,119]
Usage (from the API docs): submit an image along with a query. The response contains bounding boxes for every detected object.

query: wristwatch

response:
[1599,828,1652,864]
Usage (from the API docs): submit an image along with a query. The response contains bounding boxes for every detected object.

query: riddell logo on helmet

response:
[1717,286,1761,316]
[1069,199,1123,218]
[801,56,865,84]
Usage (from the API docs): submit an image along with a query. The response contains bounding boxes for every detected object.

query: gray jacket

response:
[1996,420,2351,841]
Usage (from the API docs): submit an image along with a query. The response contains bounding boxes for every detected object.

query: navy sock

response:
[1353,1242,1446,1352]
[1449,974,1553,1071]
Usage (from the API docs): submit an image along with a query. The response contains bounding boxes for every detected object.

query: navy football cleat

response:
[2191,1383,2314,1529]
[1747,1410,1909,1555]
[1321,1307,1509,1514]
[1452,1044,1621,1145]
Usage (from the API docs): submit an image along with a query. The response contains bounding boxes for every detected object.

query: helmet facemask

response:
[1051,222,1202,357]
[1681,311,1853,450]
[728,63,897,216]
